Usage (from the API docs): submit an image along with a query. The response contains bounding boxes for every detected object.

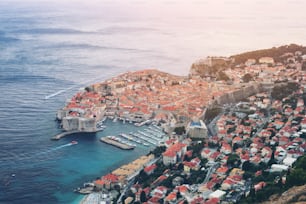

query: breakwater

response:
[51,129,101,140]
[100,137,135,150]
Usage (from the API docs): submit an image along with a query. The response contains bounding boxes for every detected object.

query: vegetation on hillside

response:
[242,73,253,83]
[271,82,300,100]
[231,44,306,65]
[241,155,306,203]
[286,156,306,188]
[216,71,230,81]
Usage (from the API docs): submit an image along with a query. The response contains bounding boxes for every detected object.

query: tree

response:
[302,61,306,71]
[271,82,299,100]
[174,126,186,135]
[140,190,147,203]
[294,155,306,170]
[242,161,253,171]
[217,71,230,81]
[243,171,253,180]
[268,151,276,166]
[150,146,166,157]
[285,155,306,188]
[242,73,253,83]
[84,86,92,92]
[176,192,181,200]
[177,163,184,170]
[227,153,241,168]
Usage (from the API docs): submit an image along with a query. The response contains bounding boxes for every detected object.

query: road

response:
[203,162,219,184]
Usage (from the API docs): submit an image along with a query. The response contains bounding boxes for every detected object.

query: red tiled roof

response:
[163,150,176,158]
[144,164,157,173]
[205,197,220,204]
[95,179,105,185]
[165,192,177,201]
[102,173,119,182]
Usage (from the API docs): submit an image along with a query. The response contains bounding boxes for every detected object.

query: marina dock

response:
[100,136,135,150]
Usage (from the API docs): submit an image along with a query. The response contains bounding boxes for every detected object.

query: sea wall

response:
[56,109,68,120]
[207,82,273,110]
[57,107,105,132]
[62,117,96,131]
[215,83,264,105]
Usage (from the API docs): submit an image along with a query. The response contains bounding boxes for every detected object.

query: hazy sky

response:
[2,0,306,74]
[6,0,306,19]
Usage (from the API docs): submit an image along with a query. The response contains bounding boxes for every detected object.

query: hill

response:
[189,44,306,79]
[261,184,306,204]
[231,43,306,65]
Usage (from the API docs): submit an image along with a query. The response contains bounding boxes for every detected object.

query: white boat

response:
[71,140,78,145]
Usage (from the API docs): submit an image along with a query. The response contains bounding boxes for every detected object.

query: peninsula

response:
[57,44,306,204]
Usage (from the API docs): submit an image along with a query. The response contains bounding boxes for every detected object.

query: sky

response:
[5,0,306,18]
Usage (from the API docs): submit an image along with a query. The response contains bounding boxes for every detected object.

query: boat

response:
[71,141,78,145]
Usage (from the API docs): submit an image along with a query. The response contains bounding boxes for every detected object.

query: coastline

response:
[73,195,85,204]
[53,46,306,204]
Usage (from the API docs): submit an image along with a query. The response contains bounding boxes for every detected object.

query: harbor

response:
[99,123,168,150]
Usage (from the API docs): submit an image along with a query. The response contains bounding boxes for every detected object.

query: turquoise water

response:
[53,120,153,203]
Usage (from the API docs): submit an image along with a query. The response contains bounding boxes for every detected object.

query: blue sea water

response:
[0,3,162,204]
[1,1,306,203]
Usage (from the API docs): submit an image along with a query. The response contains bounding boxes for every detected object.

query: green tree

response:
[294,155,306,170]
[140,190,147,203]
[242,73,253,83]
[286,168,306,187]
[174,126,186,135]
[84,86,92,92]
[150,146,166,157]
[242,161,253,171]
[227,153,241,168]
[302,61,306,71]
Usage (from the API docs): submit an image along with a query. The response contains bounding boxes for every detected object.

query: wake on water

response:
[0,143,76,167]
[44,86,77,100]
[1,142,77,185]
[43,143,73,152]
[44,75,108,100]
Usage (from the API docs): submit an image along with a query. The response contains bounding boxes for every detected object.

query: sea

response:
[1,1,306,203]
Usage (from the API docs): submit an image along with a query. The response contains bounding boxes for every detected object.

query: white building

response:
[186,120,208,139]
[259,57,275,65]
[209,190,226,199]
[271,164,289,172]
